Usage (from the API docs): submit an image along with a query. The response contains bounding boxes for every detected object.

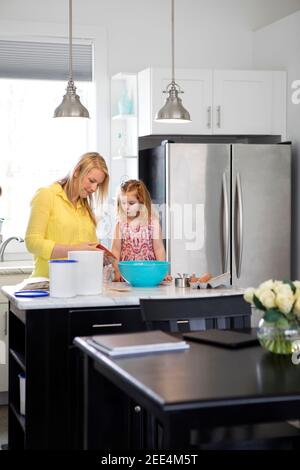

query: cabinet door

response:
[0,302,8,393]
[138,68,213,136]
[213,70,273,134]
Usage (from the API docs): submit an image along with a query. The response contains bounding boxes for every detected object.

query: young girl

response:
[111,179,169,281]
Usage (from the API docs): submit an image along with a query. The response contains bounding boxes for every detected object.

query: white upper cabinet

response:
[138,68,213,136]
[138,67,286,137]
[213,70,286,135]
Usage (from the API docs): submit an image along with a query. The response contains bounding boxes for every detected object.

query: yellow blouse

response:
[25,182,98,277]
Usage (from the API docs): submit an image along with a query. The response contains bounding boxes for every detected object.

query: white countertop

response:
[0,259,33,275]
[0,282,245,310]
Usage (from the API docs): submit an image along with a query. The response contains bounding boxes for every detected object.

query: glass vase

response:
[257,319,300,355]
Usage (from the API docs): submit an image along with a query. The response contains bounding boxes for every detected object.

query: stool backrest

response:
[140,297,251,332]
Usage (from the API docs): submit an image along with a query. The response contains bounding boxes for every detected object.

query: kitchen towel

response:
[68,250,103,295]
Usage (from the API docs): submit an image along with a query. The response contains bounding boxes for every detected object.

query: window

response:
[0,39,95,255]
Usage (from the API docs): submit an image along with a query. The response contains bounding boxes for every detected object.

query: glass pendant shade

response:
[155,0,191,123]
[54,0,90,118]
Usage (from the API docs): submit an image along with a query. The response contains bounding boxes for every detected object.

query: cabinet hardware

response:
[92,323,122,328]
[207,106,212,128]
[134,405,141,413]
[216,105,221,128]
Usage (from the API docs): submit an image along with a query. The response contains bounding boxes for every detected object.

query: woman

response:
[25,152,109,277]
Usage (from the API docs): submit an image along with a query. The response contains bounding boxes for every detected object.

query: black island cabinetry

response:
[7,292,250,449]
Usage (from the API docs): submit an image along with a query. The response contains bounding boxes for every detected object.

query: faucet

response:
[0,236,24,262]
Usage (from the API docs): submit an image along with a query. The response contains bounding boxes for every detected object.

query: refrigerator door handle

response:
[235,172,244,278]
[222,173,229,272]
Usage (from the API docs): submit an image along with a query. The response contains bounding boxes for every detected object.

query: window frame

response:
[0,20,109,260]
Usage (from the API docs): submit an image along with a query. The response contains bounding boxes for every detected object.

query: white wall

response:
[253,11,300,277]
[0,0,254,75]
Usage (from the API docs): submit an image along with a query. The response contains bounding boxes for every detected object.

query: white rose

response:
[293,297,300,317]
[244,288,255,304]
[276,292,294,314]
[293,280,300,289]
[258,280,274,291]
[259,290,276,309]
[294,287,300,300]
[255,285,271,299]
[272,281,284,294]
[274,284,293,296]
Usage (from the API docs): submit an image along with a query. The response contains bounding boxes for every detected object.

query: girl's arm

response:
[152,218,166,261]
[152,218,172,281]
[111,223,122,281]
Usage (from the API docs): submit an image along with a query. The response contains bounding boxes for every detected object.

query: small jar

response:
[175,277,190,288]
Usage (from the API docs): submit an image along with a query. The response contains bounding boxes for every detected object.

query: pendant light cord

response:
[171,0,175,84]
[69,0,73,82]
[53,0,90,117]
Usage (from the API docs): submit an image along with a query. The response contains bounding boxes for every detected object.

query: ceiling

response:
[1,0,300,32]
[227,0,300,30]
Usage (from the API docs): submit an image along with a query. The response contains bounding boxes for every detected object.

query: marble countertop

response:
[1,282,246,310]
[0,259,33,275]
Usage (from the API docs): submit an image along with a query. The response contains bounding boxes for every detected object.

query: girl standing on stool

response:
[111,179,169,281]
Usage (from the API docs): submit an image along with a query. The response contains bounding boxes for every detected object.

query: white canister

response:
[49,259,78,298]
[68,250,103,295]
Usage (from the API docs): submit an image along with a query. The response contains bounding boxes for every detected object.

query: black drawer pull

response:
[92,323,123,328]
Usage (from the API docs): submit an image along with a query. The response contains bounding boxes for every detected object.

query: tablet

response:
[183,329,259,349]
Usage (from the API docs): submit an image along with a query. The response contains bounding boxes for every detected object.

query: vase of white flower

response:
[244,280,300,355]
[257,320,300,354]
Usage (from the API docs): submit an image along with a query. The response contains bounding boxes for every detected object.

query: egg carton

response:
[190,281,207,289]
[190,272,230,289]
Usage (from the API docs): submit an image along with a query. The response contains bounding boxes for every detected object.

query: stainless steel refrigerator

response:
[139,143,291,287]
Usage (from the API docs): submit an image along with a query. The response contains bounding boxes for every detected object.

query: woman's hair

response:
[59,152,109,225]
[116,179,152,221]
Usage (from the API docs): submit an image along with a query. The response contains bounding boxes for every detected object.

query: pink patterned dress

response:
[119,219,156,261]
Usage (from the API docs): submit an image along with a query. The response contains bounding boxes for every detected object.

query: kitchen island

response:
[1,282,249,449]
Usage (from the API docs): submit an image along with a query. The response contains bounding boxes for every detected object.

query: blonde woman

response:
[111,179,169,281]
[25,152,109,277]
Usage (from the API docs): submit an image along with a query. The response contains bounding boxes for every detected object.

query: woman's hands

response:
[75,242,100,251]
[51,241,100,259]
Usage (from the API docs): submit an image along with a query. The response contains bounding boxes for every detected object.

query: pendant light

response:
[54,0,90,118]
[155,0,191,123]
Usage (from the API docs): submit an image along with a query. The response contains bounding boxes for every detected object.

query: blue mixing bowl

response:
[118,261,170,287]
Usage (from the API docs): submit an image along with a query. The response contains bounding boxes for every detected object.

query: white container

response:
[49,259,78,298]
[18,373,26,416]
[68,251,103,295]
